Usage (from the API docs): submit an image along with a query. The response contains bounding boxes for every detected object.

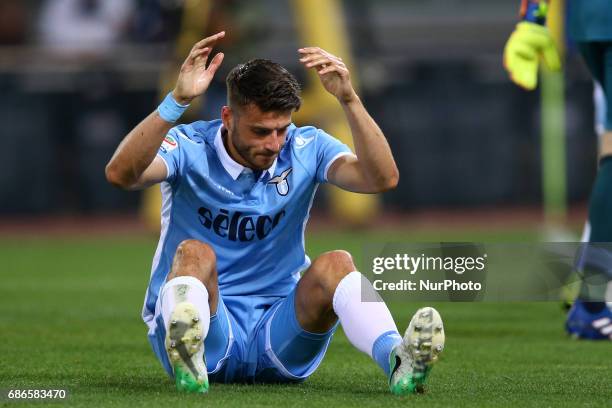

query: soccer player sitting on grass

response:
[105,31,445,394]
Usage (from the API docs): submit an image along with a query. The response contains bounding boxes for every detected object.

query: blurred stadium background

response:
[2,1,610,406]
[0,0,597,223]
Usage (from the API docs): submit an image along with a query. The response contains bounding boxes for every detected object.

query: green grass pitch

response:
[1,228,610,407]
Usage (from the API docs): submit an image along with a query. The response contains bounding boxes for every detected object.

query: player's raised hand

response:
[299,47,357,103]
[172,32,226,105]
[503,22,561,91]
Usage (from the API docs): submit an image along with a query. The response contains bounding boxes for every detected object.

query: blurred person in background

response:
[37,0,136,212]
[504,0,612,340]
[0,0,28,45]
[193,0,268,121]
[38,0,134,58]
[131,0,183,44]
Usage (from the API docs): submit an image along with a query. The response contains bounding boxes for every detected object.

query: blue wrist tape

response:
[157,92,190,123]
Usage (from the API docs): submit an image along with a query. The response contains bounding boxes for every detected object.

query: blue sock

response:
[372,330,402,377]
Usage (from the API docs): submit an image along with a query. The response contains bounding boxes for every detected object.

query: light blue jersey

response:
[142,119,352,331]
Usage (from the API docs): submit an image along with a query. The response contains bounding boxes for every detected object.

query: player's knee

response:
[172,239,217,280]
[176,239,216,263]
[311,250,355,296]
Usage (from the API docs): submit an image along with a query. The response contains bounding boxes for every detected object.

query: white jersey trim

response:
[208,300,235,375]
[143,181,174,331]
[295,184,319,281]
[156,153,171,181]
[323,152,354,183]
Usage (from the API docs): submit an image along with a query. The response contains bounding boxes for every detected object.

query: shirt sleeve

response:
[156,127,183,183]
[315,129,353,184]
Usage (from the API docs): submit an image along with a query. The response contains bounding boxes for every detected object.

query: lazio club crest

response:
[268,168,292,196]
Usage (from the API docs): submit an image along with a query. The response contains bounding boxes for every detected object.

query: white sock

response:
[332,271,400,358]
[160,276,210,338]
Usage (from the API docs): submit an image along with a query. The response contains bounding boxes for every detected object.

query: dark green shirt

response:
[568,0,612,41]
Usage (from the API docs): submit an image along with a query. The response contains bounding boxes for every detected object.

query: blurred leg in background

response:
[567,42,612,340]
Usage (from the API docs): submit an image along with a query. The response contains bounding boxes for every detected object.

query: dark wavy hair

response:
[226,59,301,113]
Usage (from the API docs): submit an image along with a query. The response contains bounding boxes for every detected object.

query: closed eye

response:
[252,128,270,136]
[250,124,291,137]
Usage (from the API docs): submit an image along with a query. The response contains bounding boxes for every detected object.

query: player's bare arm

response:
[298,47,399,193]
[105,32,226,190]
